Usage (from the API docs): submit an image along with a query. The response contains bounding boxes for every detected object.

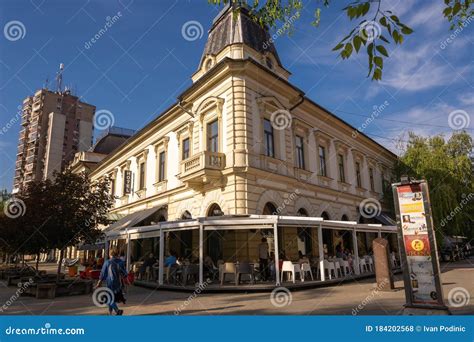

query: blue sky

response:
[0,0,473,190]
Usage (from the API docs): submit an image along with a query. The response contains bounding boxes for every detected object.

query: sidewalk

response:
[0,259,472,315]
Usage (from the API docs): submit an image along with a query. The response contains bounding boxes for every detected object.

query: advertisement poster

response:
[396,184,438,305]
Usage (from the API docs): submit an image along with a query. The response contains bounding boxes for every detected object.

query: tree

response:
[395,131,474,244]
[209,0,473,80]
[0,171,113,279]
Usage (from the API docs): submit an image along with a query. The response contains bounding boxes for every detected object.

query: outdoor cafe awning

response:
[104,206,165,237]
[77,241,105,251]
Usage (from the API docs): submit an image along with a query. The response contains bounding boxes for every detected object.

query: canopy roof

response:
[105,214,397,240]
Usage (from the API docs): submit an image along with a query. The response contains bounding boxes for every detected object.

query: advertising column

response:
[392,179,450,314]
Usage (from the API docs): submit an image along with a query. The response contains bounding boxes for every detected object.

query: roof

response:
[92,126,136,154]
[201,3,283,68]
[105,214,397,239]
[104,206,164,234]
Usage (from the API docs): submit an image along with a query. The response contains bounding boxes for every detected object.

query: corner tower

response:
[192,3,291,82]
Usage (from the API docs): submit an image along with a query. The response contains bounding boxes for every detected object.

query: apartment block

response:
[13,89,95,193]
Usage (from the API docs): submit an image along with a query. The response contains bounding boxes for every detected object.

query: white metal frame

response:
[104,215,397,287]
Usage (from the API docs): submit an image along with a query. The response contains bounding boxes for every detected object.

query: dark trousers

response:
[259,258,269,281]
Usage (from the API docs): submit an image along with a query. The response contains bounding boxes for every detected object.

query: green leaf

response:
[367,42,374,57]
[376,45,389,57]
[368,55,374,76]
[353,35,362,52]
[361,2,370,16]
[401,26,414,34]
[380,16,388,27]
[373,68,382,80]
[332,42,344,51]
[379,35,390,43]
[390,15,400,23]
[453,2,462,15]
[341,43,353,59]
[374,56,383,69]
[443,7,453,17]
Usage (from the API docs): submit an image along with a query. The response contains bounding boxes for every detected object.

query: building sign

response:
[392,180,447,309]
[123,170,132,195]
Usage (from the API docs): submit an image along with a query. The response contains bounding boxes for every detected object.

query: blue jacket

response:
[100,257,127,292]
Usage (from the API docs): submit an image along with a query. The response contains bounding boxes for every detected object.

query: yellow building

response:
[84,5,399,284]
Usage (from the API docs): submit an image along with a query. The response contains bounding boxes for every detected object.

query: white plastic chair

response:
[337,258,350,276]
[280,261,301,283]
[366,256,374,272]
[300,263,314,281]
[323,259,337,280]
[359,258,368,273]
[391,253,398,267]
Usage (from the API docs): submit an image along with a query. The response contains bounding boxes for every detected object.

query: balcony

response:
[179,151,226,188]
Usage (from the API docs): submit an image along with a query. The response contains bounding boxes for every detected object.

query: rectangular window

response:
[110,177,115,197]
[158,152,166,182]
[182,138,190,160]
[295,135,305,169]
[139,162,146,190]
[338,154,345,182]
[355,162,362,188]
[263,119,275,158]
[369,167,375,191]
[207,120,219,152]
[318,146,327,177]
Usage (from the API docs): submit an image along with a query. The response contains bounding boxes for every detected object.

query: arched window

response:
[262,202,277,215]
[181,211,192,220]
[341,214,349,221]
[207,203,223,217]
[321,211,330,220]
[297,208,308,216]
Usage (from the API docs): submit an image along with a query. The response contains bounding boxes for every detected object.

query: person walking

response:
[96,248,127,315]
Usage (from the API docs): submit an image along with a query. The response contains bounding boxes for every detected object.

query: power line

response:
[334,109,474,131]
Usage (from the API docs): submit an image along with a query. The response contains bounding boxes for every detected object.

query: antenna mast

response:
[56,63,64,93]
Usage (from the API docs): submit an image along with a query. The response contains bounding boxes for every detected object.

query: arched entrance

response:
[262,202,277,215]
[206,203,224,263]
[296,208,312,257]
[321,211,334,257]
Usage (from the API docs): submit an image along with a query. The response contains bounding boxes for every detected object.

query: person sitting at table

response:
[139,253,156,280]
[164,251,177,283]
[204,255,218,280]
[258,238,269,281]
[268,252,276,281]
